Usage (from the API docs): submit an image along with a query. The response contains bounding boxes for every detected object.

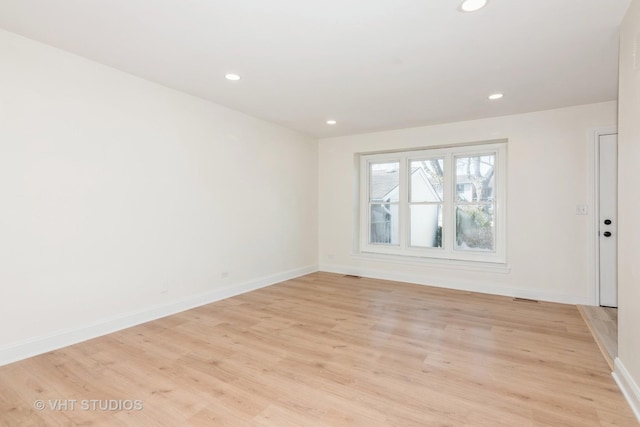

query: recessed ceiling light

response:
[225,73,241,81]
[488,93,503,100]
[459,0,488,12]
[326,120,337,125]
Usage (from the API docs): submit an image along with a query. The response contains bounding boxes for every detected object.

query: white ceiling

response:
[0,0,631,138]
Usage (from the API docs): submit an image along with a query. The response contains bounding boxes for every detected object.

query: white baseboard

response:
[318,263,590,305]
[0,265,318,367]
[613,357,640,423]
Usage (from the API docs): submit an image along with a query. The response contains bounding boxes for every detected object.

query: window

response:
[359,141,506,263]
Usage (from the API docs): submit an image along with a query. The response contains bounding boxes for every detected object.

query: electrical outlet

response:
[576,205,588,215]
[221,271,229,279]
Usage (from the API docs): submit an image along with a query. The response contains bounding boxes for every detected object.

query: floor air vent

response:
[513,297,539,303]
[343,275,362,279]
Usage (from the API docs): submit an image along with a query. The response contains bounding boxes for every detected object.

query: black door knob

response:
[604,219,612,225]
[604,231,612,237]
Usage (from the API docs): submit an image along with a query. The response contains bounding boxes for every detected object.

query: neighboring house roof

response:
[371,169,400,201]
[371,167,443,202]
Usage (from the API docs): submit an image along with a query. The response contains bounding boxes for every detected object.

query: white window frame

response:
[359,141,507,264]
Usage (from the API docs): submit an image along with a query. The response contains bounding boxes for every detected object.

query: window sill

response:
[351,251,511,274]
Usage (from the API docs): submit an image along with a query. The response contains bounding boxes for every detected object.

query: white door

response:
[599,133,617,307]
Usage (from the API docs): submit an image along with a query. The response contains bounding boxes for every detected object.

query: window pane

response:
[409,159,444,202]
[410,204,442,248]
[370,203,399,245]
[456,154,495,202]
[370,162,400,203]
[455,204,494,251]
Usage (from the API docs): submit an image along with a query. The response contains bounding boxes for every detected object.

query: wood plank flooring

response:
[0,272,637,426]
[578,305,618,371]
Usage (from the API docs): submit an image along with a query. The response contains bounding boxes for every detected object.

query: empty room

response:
[1,0,640,425]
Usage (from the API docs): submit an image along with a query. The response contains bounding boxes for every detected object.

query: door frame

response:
[588,127,618,306]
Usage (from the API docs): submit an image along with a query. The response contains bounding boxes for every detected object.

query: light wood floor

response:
[0,272,637,426]
[578,305,618,371]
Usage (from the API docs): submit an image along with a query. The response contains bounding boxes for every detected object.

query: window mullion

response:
[443,152,454,256]
[360,157,369,250]
[399,155,409,252]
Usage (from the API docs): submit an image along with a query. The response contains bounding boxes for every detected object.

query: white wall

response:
[319,102,616,304]
[0,29,318,361]
[616,0,640,419]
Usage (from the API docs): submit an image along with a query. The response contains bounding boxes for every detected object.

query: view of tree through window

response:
[455,154,495,251]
